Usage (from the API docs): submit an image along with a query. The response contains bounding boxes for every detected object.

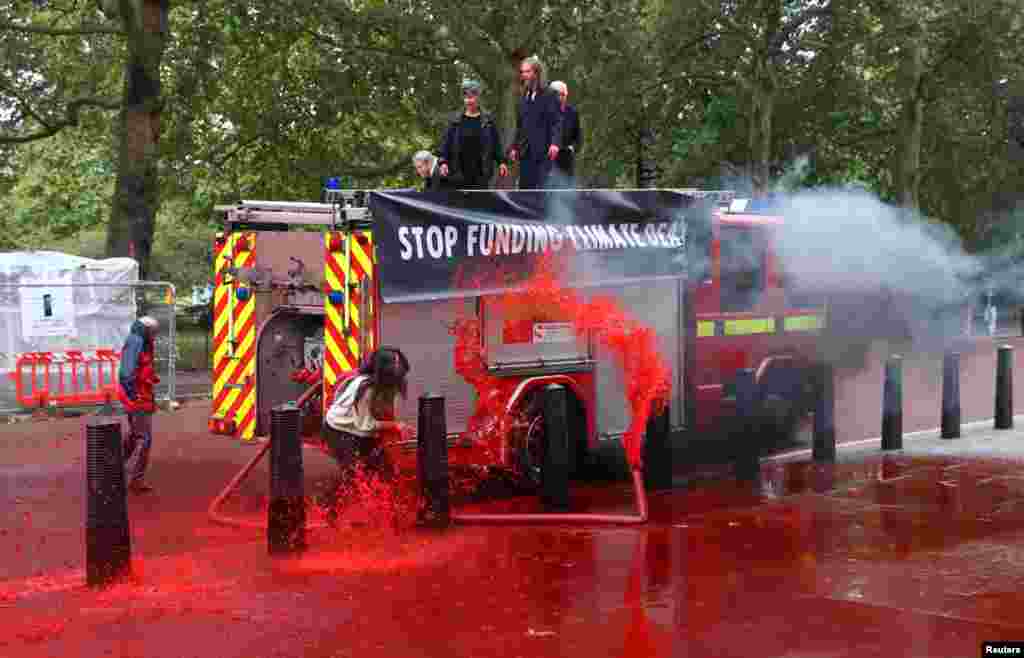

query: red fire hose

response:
[450,467,648,525]
[207,379,331,531]
[209,376,651,529]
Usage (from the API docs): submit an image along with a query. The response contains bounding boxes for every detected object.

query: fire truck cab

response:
[207,189,824,484]
[692,197,825,437]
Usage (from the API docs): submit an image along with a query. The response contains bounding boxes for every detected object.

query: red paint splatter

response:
[450,253,671,470]
[316,463,420,532]
[13,618,66,644]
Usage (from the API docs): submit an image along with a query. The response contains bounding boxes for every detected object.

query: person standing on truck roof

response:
[321,346,410,525]
[413,150,449,191]
[438,79,510,190]
[549,80,581,181]
[508,55,563,190]
[118,316,160,494]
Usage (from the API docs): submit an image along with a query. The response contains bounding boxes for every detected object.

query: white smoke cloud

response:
[770,187,989,351]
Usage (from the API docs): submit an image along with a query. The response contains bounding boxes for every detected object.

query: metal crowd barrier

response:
[0,281,176,413]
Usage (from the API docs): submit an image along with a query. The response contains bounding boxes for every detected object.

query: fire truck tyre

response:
[756,366,806,444]
[511,389,586,490]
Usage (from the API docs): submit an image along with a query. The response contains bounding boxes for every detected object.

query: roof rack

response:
[215,188,738,227]
[217,198,369,227]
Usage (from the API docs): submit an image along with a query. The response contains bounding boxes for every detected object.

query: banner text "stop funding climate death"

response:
[397,222,684,261]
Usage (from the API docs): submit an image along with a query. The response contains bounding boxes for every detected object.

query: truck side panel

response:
[379,298,477,434]
[591,278,685,436]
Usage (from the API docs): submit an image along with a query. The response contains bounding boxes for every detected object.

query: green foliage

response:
[2,0,1024,287]
[0,130,114,248]
[146,197,218,294]
[671,96,738,160]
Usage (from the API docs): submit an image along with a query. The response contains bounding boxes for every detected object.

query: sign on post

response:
[20,276,77,338]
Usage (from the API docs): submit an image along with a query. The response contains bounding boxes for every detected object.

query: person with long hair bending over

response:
[321,346,411,524]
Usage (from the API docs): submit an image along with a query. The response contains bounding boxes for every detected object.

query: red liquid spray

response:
[451,253,671,470]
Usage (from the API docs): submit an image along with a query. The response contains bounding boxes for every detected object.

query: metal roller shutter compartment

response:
[379,299,476,434]
[591,279,684,437]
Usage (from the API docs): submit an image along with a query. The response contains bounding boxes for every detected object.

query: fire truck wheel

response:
[757,365,808,445]
[510,389,586,491]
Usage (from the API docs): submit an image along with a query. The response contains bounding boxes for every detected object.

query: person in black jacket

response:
[438,80,509,189]
[508,56,563,190]
[549,81,581,180]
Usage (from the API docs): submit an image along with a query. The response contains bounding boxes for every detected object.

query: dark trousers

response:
[319,424,395,518]
[518,158,553,190]
[554,150,575,180]
[124,412,153,484]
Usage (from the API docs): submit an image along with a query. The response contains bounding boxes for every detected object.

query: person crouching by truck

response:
[118,316,160,494]
[320,346,411,525]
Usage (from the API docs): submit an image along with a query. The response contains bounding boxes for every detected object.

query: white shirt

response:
[324,376,396,437]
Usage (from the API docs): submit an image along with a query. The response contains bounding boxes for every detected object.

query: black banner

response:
[370,190,702,303]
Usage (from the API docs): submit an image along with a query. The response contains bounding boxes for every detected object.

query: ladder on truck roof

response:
[214,188,738,228]
[215,199,370,227]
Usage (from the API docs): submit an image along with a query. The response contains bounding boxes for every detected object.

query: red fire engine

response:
[207,189,825,484]
[692,197,826,437]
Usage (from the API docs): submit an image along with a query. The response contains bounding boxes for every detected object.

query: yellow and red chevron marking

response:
[323,230,374,406]
[211,232,257,441]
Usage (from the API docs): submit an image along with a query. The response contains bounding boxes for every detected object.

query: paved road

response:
[0,401,1023,657]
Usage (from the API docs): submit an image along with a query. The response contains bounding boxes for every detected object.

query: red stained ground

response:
[1,403,1024,657]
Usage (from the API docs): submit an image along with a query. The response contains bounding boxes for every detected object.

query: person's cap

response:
[462,79,482,96]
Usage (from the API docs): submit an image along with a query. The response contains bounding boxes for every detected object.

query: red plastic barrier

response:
[7,349,122,408]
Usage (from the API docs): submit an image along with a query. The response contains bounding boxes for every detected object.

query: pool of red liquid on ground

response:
[3,430,1024,658]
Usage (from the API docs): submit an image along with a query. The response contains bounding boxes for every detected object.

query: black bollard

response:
[881,355,903,450]
[642,402,672,491]
[733,369,761,480]
[541,384,571,511]
[86,417,132,587]
[941,351,961,439]
[268,403,306,555]
[995,345,1014,430]
[416,394,450,528]
[813,361,837,462]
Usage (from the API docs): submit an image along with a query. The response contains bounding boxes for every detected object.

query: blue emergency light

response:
[325,177,341,190]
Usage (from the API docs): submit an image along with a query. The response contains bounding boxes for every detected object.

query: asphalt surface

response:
[0,399,1023,657]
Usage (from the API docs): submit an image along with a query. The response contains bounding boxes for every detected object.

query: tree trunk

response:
[496,51,524,190]
[105,0,169,279]
[749,0,783,199]
[895,34,926,209]
[636,121,657,188]
[501,53,521,152]
[748,72,775,198]
[1007,90,1024,158]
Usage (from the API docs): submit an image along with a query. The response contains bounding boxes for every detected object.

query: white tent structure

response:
[0,251,138,373]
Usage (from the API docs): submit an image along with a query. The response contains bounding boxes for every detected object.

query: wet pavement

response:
[1,403,1024,656]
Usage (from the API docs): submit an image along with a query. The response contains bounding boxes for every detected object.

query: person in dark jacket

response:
[413,150,449,191]
[117,316,160,493]
[438,80,509,189]
[508,56,563,190]
[549,81,582,180]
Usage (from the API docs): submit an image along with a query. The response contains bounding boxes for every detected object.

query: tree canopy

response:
[1,0,1022,291]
